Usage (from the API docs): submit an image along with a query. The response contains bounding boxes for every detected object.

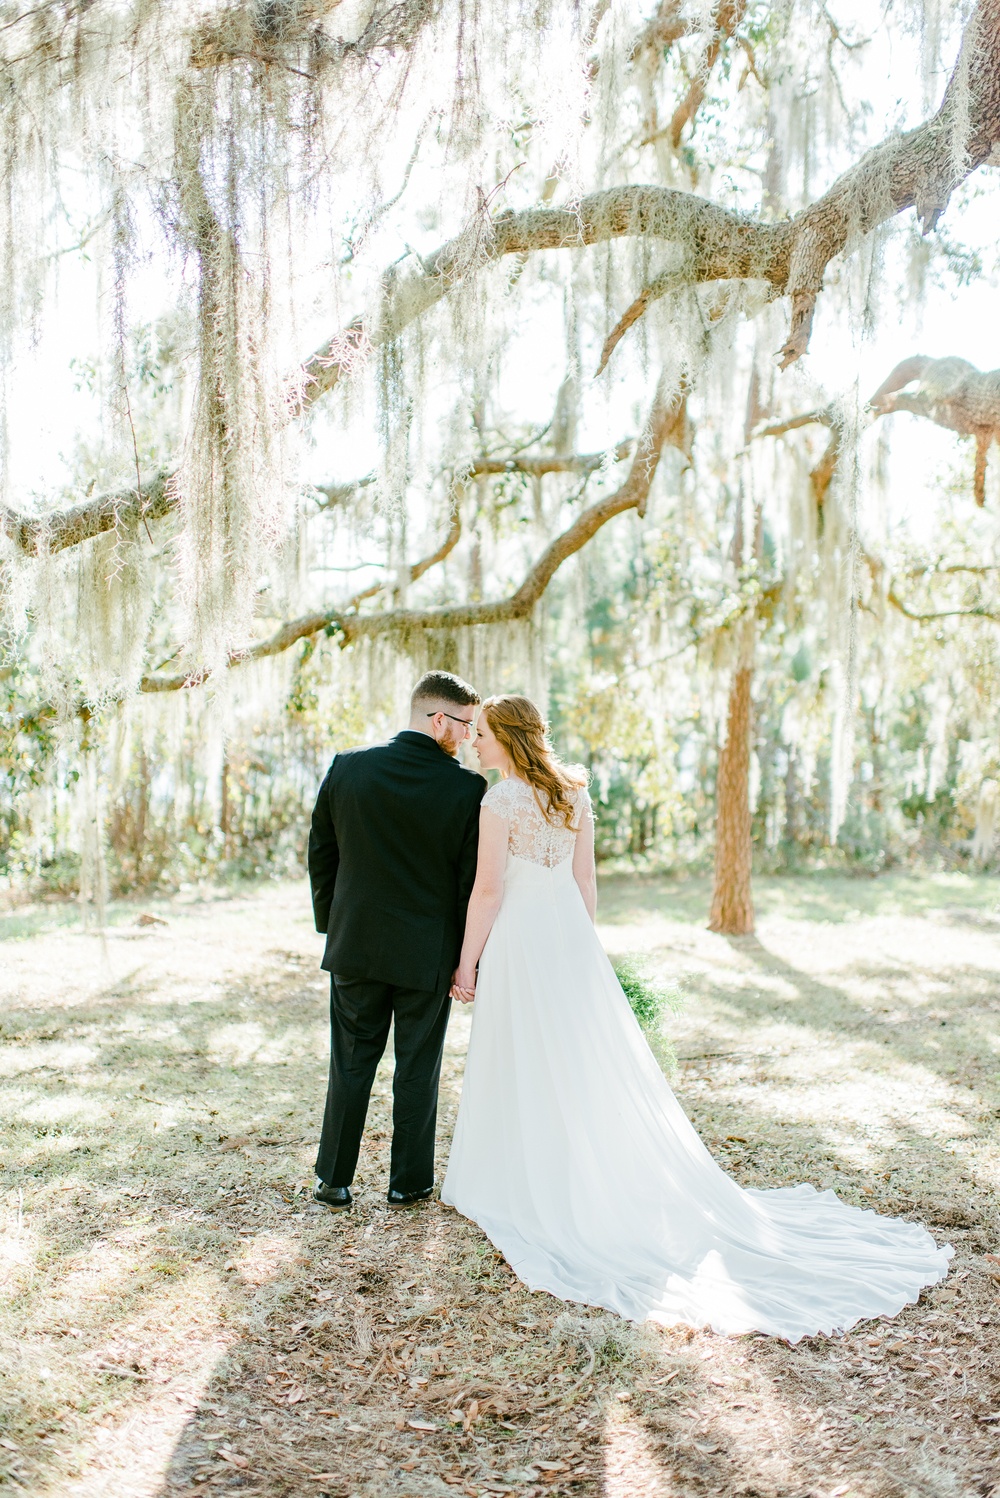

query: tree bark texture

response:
[754,354,1000,510]
[300,0,1000,398]
[708,664,755,936]
[868,356,1000,506]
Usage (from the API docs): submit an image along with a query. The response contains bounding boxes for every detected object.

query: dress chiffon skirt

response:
[442,855,951,1342]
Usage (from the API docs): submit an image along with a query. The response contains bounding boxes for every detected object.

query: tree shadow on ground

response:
[2,885,999,1498]
[598,868,1000,927]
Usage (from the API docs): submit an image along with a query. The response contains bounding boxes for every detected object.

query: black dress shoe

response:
[387,1186,433,1207]
[314,1182,352,1210]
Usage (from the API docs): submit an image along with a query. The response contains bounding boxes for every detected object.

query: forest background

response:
[3,9,1000,1496]
[0,0,999,934]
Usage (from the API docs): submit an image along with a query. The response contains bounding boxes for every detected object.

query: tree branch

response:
[311,473,377,511]
[0,440,639,563]
[189,0,436,72]
[749,406,841,512]
[868,355,1000,506]
[664,0,747,149]
[298,0,1000,393]
[902,562,1000,578]
[629,0,688,69]
[750,409,833,439]
[407,507,462,584]
[138,382,679,692]
[886,585,1000,623]
[461,440,635,478]
[0,470,176,556]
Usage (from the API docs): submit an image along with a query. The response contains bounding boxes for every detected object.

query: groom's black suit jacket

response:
[308,731,487,993]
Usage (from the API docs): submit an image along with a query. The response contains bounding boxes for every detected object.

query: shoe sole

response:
[386,1195,433,1208]
[314,1198,352,1211]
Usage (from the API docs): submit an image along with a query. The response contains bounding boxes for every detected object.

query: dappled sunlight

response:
[20,1092,108,1126]
[36,1333,231,1498]
[235,1230,308,1288]
[39,1239,147,1323]
[0,1042,98,1077]
[601,1411,675,1496]
[0,1202,39,1298]
[2,875,999,1495]
[204,1020,324,1068]
[113,1017,184,1043]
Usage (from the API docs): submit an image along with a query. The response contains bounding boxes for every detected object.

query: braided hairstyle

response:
[481,694,586,829]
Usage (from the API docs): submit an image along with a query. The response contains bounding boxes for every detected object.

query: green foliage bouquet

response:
[613,957,683,1074]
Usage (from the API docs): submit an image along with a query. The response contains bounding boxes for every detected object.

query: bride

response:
[441,694,951,1342]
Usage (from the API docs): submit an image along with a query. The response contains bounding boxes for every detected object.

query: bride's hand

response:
[451,966,477,1003]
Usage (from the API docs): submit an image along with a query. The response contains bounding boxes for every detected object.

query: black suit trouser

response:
[315,975,451,1194]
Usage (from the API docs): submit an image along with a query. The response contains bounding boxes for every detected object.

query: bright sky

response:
[3,0,998,555]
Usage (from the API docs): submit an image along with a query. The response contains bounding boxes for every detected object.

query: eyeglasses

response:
[426,710,475,729]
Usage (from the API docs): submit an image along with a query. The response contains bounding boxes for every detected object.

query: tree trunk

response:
[709,664,755,935]
[220,753,231,858]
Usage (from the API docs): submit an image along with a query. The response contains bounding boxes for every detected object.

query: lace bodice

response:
[481,777,592,868]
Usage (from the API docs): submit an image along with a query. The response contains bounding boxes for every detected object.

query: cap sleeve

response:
[482,778,517,821]
[575,783,593,824]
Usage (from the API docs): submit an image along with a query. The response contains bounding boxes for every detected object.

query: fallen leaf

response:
[308,1474,341,1484]
[217,1136,251,1152]
[407,1419,438,1432]
[537,1461,568,1472]
[219,1451,249,1470]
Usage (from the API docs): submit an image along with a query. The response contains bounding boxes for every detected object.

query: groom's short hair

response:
[410,671,480,712]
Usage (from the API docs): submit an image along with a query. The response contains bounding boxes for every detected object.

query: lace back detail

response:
[482,777,591,868]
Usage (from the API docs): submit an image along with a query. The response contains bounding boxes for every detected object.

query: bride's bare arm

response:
[572,798,597,922]
[452,808,509,998]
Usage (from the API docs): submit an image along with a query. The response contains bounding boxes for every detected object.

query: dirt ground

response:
[1,869,1000,1498]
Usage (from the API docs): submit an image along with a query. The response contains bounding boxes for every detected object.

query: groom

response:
[308,671,486,1210]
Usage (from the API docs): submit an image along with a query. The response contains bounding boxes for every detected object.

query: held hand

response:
[450,966,477,1004]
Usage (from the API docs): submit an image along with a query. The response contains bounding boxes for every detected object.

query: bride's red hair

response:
[481,694,586,829]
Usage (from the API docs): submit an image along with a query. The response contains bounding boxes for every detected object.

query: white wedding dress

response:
[442,778,951,1342]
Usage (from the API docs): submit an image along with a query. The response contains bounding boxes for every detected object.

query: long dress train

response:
[442,778,951,1343]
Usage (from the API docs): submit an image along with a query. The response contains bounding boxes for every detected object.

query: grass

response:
[597,866,1000,927]
[1,872,999,1498]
